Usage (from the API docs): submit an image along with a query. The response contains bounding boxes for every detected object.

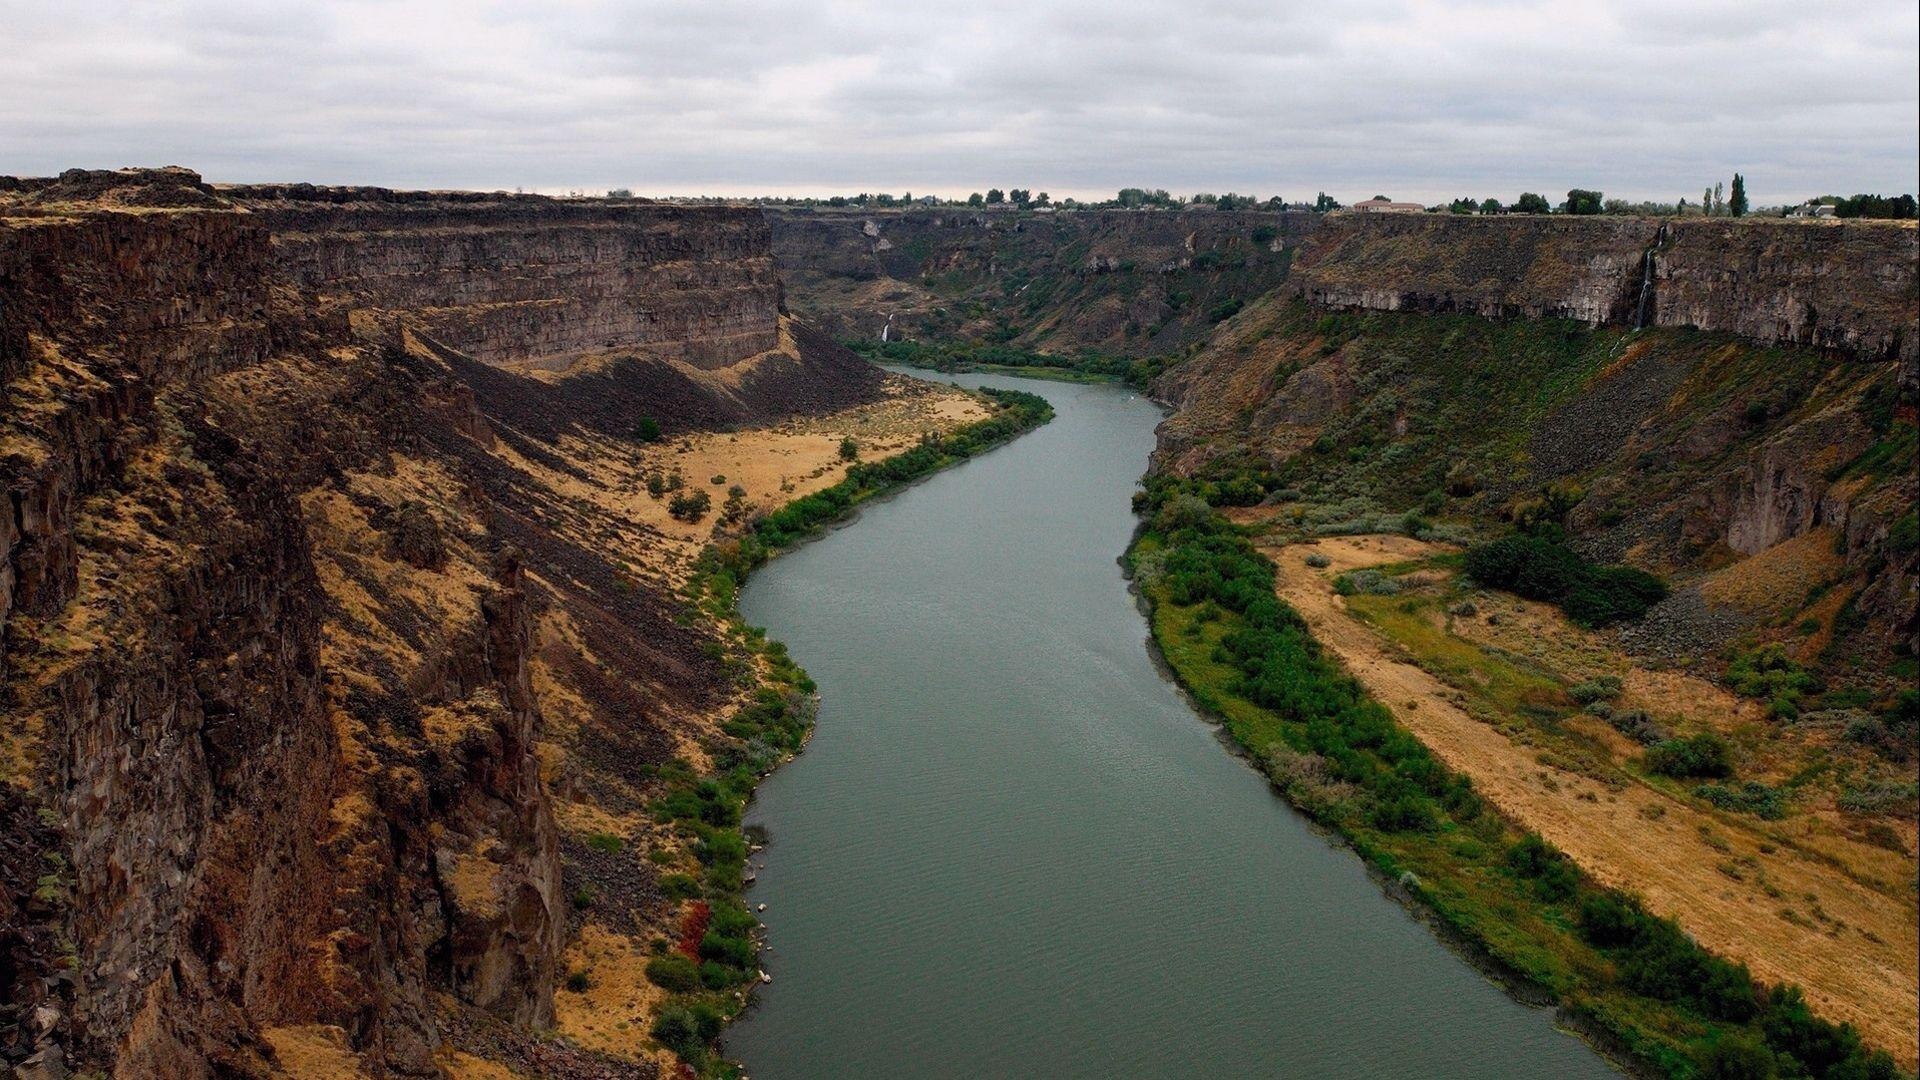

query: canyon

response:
[3,167,1916,1079]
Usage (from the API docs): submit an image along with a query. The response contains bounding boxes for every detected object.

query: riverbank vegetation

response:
[1129,475,1907,1080]
[639,386,1053,1076]
[850,337,1157,386]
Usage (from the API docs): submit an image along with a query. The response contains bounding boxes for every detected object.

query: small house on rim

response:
[1352,197,1426,214]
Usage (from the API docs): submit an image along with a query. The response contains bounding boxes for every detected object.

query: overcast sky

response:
[3,0,1915,205]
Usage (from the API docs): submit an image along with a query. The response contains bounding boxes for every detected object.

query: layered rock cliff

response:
[767,207,1319,355]
[233,187,783,370]
[0,168,886,1079]
[1289,213,1917,363]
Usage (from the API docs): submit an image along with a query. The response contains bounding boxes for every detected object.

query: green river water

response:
[725,371,1616,1079]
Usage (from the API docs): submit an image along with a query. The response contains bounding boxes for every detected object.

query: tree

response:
[967,192,984,206]
[1729,173,1748,217]
[1703,187,1714,215]
[633,416,663,442]
[1448,197,1478,214]
[1564,189,1604,215]
[838,436,859,461]
[1480,198,1503,214]
[1009,188,1031,206]
[1034,191,1050,206]
[1313,191,1341,212]
[985,188,1005,204]
[1514,192,1551,214]
[1712,181,1724,216]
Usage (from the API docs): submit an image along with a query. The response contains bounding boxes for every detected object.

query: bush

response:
[644,953,700,992]
[1464,534,1665,627]
[1698,781,1787,820]
[838,435,860,461]
[1727,645,1817,718]
[659,873,702,900]
[634,416,663,442]
[1645,734,1733,779]
[1304,552,1332,568]
[584,832,624,854]
[699,931,756,969]
[1568,676,1624,705]
[1507,833,1580,901]
[1334,569,1401,596]
[1607,708,1668,746]
[1699,1032,1776,1079]
[651,1002,724,1060]
[669,490,713,522]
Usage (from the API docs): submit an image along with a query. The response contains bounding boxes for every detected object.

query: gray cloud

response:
[1,0,1912,204]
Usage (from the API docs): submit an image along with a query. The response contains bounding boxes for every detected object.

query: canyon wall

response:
[1289,213,1917,363]
[232,186,784,370]
[0,169,882,1079]
[767,207,1321,355]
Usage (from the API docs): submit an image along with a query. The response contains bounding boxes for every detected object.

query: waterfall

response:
[1633,223,1667,330]
[880,313,893,342]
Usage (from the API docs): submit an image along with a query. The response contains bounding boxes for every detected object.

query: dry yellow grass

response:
[261,1025,368,1079]
[553,924,676,1070]
[1259,532,1919,1064]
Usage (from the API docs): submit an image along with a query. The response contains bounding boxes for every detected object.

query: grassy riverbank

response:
[640,386,1054,1076]
[1128,477,1908,1080]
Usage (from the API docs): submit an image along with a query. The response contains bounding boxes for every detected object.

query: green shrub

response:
[644,953,700,992]
[1645,734,1733,779]
[1698,781,1788,820]
[669,490,712,522]
[1568,676,1624,705]
[1727,645,1817,718]
[651,1002,724,1060]
[634,416,663,442]
[1507,833,1579,901]
[1699,1031,1775,1079]
[699,931,756,969]
[1464,534,1665,627]
[659,873,702,900]
[584,832,624,854]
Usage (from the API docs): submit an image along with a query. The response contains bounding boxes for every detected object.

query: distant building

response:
[1787,202,1837,219]
[1352,197,1425,214]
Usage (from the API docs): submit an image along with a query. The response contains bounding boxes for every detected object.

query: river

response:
[724,371,1615,1078]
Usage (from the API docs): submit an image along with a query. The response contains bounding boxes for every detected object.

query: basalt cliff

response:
[0,167,893,1079]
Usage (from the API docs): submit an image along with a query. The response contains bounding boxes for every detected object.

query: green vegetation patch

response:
[1464,532,1667,628]
[851,338,1159,387]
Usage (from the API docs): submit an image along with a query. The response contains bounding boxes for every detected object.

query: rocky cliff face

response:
[0,168,883,1079]
[1289,213,1917,363]
[234,187,784,370]
[767,207,1319,355]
